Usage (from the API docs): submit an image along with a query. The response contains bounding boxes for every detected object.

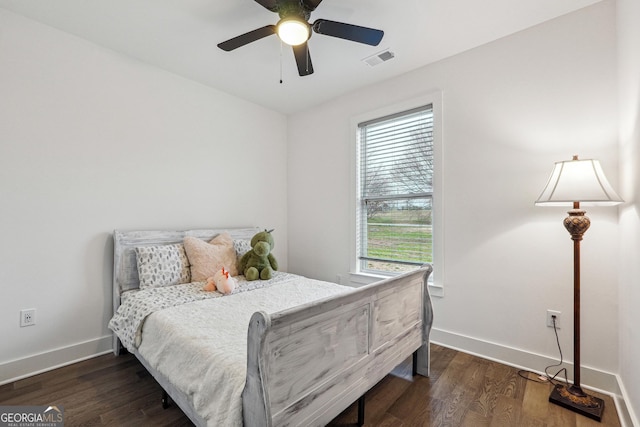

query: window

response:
[356,105,434,275]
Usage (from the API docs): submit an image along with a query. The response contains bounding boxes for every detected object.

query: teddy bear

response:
[238,229,278,281]
[203,267,236,294]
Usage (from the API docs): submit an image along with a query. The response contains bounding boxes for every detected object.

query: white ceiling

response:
[0,0,602,114]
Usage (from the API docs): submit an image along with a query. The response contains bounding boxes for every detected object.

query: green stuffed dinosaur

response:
[239,229,279,281]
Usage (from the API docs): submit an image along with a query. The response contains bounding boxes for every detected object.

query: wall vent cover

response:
[362,49,395,67]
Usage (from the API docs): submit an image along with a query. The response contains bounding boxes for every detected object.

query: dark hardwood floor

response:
[0,344,621,426]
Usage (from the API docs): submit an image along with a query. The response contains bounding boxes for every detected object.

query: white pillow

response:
[135,244,191,289]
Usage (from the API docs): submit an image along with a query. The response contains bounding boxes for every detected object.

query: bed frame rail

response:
[242,265,433,427]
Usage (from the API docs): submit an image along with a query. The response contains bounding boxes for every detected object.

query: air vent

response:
[362,49,395,67]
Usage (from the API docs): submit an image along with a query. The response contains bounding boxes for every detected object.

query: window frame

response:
[349,92,444,297]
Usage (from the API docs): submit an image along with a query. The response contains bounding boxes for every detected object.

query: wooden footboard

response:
[242,265,434,427]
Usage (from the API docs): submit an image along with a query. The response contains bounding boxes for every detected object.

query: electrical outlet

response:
[20,308,36,327]
[546,310,561,329]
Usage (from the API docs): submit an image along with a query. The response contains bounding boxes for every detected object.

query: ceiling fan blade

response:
[292,42,314,76]
[254,0,279,12]
[218,25,276,51]
[302,0,324,11]
[312,19,383,46]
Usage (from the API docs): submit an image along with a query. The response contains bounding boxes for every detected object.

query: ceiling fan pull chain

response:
[279,40,282,83]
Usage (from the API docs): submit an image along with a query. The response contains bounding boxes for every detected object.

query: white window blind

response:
[358,105,434,274]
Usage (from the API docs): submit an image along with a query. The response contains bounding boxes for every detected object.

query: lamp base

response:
[549,384,604,422]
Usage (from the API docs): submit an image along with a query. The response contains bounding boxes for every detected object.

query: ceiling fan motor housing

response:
[277,0,311,20]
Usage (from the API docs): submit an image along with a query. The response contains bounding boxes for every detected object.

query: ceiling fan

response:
[217,0,384,77]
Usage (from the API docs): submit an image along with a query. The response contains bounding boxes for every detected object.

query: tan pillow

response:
[183,233,238,281]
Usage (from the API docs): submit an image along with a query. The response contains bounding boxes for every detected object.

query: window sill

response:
[347,272,444,297]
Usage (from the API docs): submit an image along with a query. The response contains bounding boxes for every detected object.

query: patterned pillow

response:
[135,244,191,289]
[183,232,238,282]
[234,239,252,260]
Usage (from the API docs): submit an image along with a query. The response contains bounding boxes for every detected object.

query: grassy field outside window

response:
[365,207,432,273]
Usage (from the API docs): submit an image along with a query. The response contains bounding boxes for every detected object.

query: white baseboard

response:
[615,374,640,427]
[0,335,113,386]
[431,328,637,427]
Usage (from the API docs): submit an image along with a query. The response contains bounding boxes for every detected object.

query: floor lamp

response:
[535,155,623,422]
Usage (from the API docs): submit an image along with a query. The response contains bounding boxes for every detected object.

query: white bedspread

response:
[114,272,352,427]
[110,272,303,351]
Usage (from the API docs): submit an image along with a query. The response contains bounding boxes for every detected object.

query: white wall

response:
[0,9,287,382]
[617,0,640,424]
[2,2,634,419]
[288,1,621,391]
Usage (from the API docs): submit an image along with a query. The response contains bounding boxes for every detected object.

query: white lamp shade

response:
[535,157,623,206]
[277,18,310,46]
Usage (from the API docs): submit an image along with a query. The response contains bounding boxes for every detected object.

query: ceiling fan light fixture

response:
[277,17,310,46]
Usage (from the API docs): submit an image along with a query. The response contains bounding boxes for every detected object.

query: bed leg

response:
[161,390,170,409]
[357,394,365,426]
[412,350,419,376]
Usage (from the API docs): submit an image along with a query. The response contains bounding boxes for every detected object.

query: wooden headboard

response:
[111,227,259,351]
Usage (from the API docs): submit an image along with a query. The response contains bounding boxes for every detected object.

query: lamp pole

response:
[562,201,589,396]
[548,201,604,420]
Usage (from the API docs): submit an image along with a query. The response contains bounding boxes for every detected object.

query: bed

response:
[109,227,434,427]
